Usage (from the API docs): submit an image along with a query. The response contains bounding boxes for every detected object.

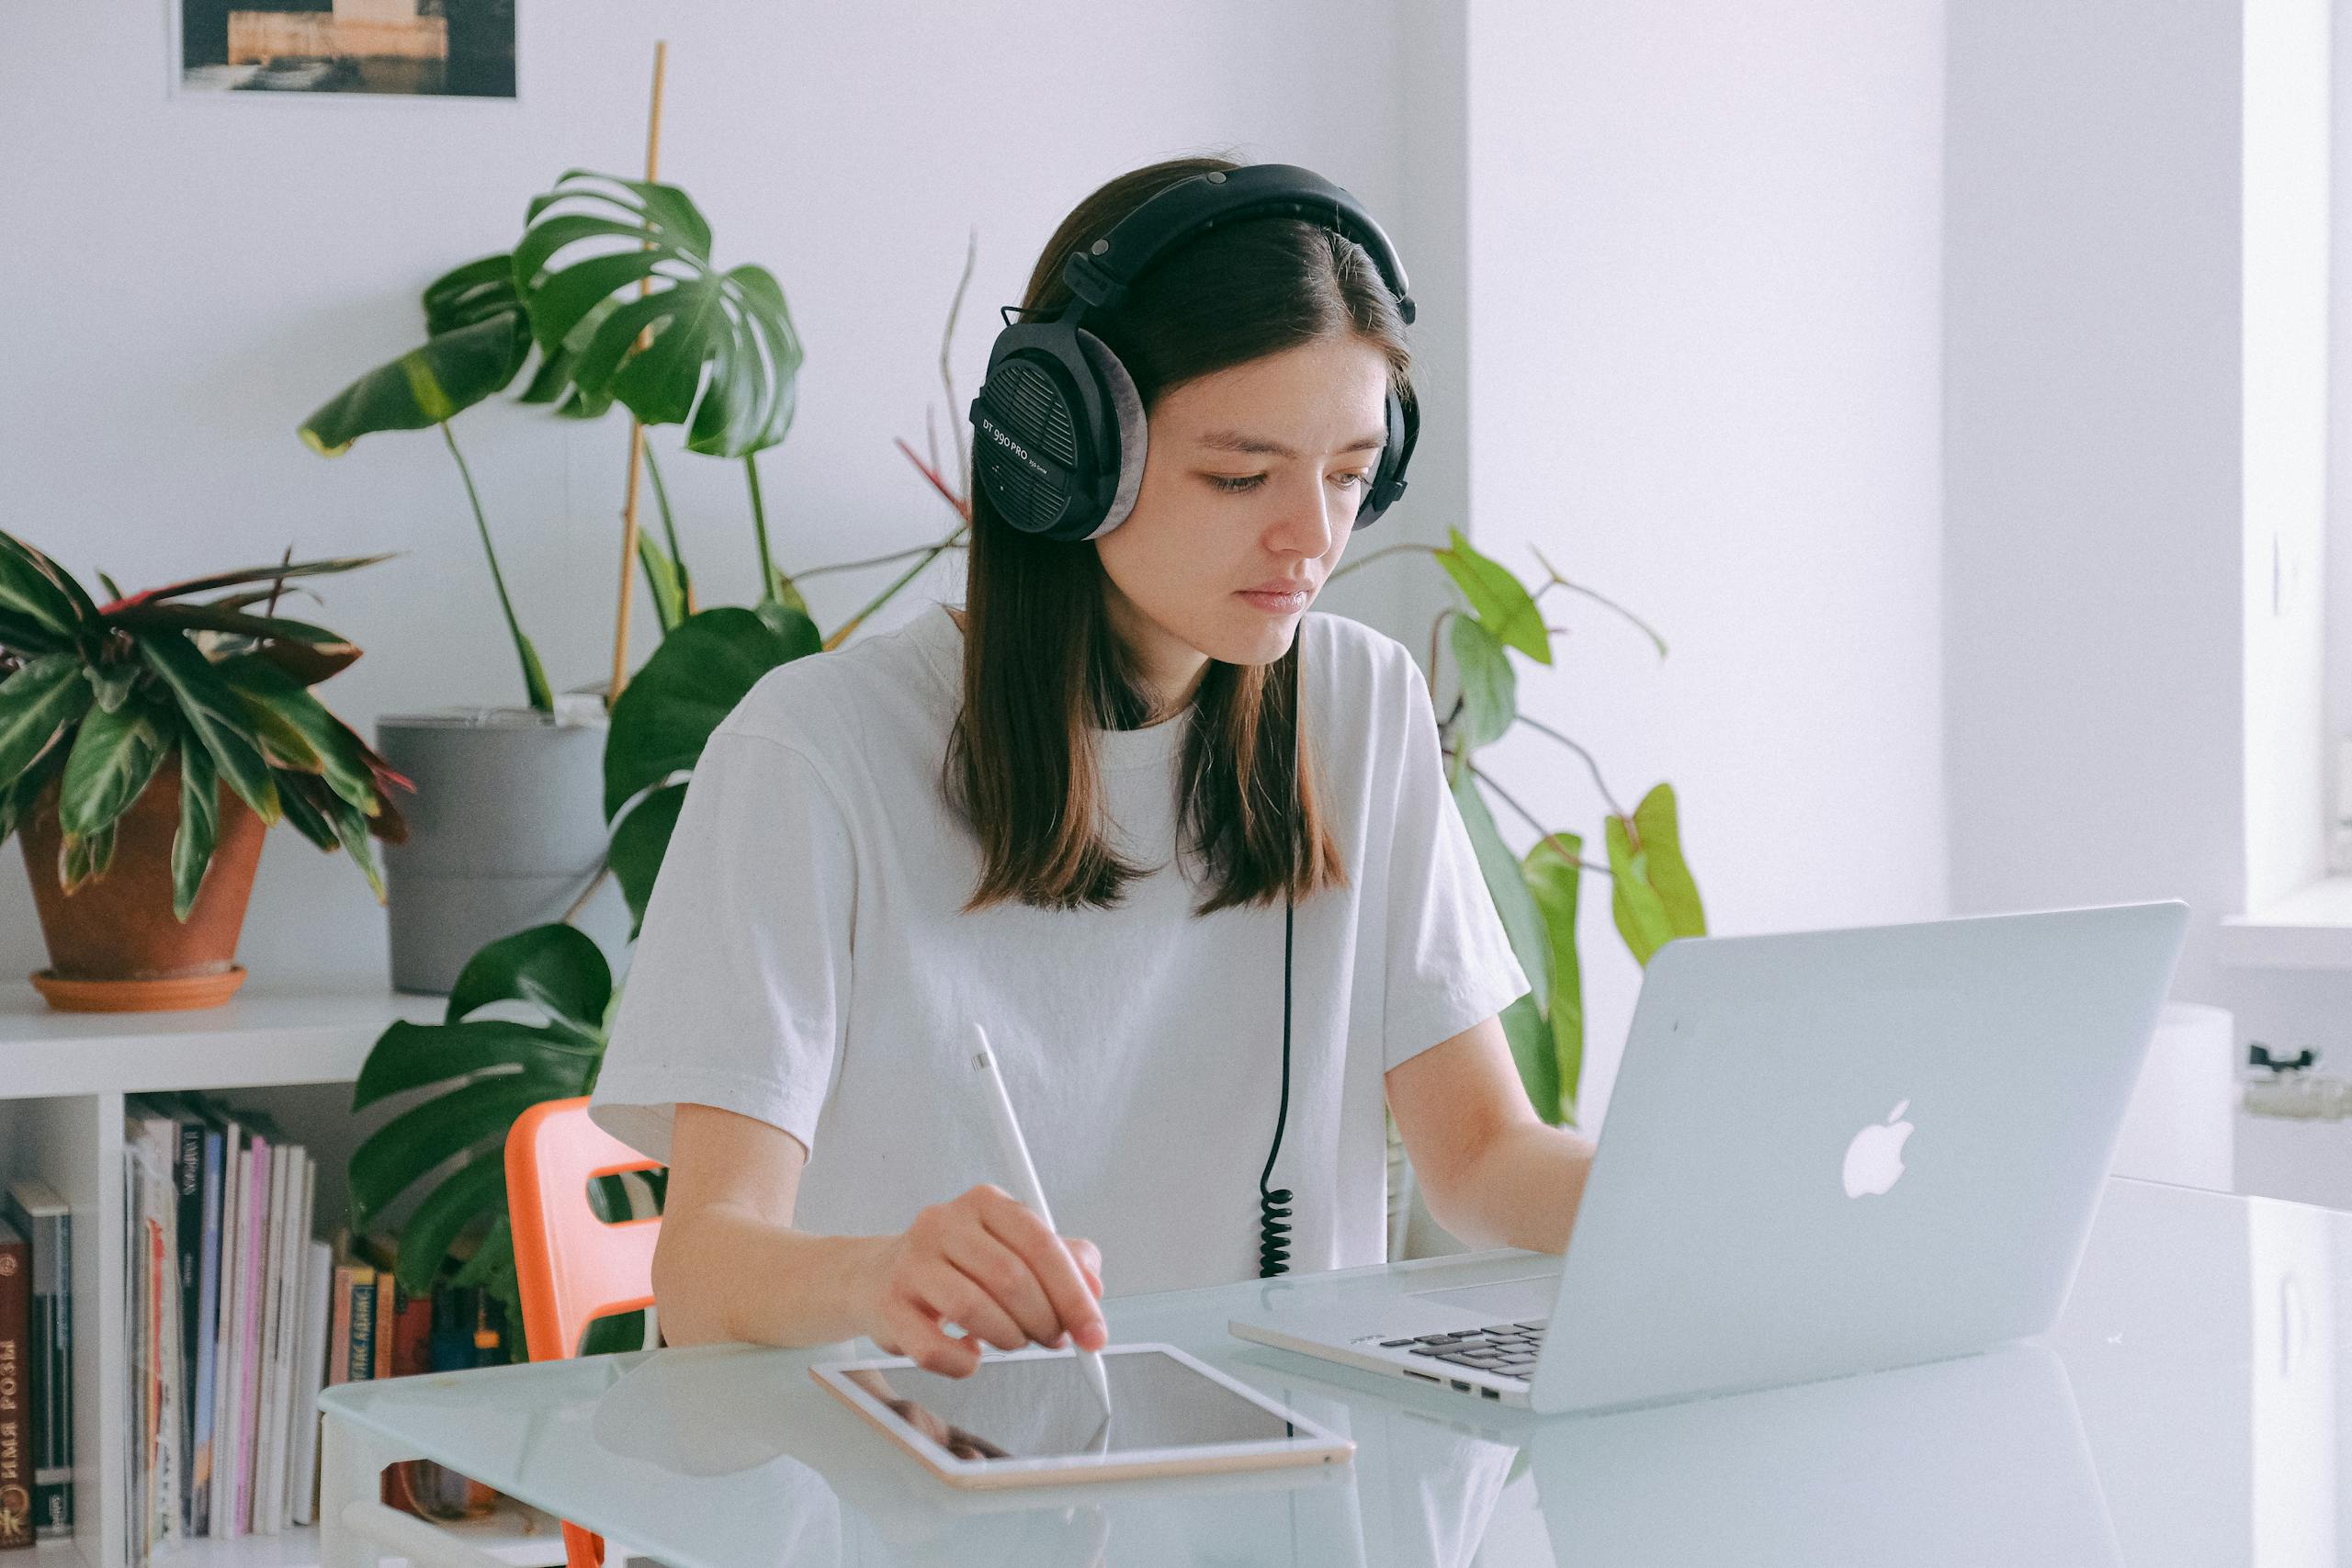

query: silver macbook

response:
[1227,900,2190,1416]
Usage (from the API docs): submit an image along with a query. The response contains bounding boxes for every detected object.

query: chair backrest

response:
[506,1096,663,1361]
[505,1096,663,1568]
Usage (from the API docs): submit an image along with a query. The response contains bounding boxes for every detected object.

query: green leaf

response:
[320,787,387,903]
[1605,784,1704,966]
[1522,831,1586,1125]
[1498,994,1561,1128]
[58,699,167,837]
[218,654,379,817]
[59,822,116,894]
[1447,614,1517,754]
[516,172,803,458]
[0,532,98,649]
[1631,783,1704,940]
[274,773,341,850]
[445,922,612,1033]
[394,1156,511,1295]
[353,1017,602,1111]
[603,606,810,819]
[349,1073,569,1227]
[421,254,524,336]
[1605,813,1677,965]
[300,310,532,455]
[0,655,95,795]
[768,569,808,618]
[84,660,140,715]
[96,553,392,610]
[1450,773,1549,1010]
[131,631,280,825]
[0,746,65,845]
[608,783,684,936]
[637,532,686,637]
[172,729,218,921]
[1435,527,1551,665]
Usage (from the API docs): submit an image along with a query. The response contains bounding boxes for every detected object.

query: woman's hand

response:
[852,1184,1107,1377]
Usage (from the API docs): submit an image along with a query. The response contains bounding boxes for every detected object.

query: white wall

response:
[1943,0,2247,1006]
[1,0,1463,987]
[1464,0,1950,1133]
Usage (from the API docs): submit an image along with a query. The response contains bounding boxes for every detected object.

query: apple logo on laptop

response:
[1842,1100,1914,1198]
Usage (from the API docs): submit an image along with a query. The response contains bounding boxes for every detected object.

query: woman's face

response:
[1094,334,1394,715]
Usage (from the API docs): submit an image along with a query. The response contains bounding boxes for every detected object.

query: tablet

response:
[809,1341,1354,1489]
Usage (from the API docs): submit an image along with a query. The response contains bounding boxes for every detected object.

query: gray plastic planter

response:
[377,700,629,995]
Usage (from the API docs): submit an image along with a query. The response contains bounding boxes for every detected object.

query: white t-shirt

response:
[589,599,1530,1295]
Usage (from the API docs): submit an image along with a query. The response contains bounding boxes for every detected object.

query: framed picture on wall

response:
[175,0,516,98]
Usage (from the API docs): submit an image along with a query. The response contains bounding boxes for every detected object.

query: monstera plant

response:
[299,168,808,712]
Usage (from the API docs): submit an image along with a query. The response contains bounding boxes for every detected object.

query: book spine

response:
[46,1199,72,1542]
[206,1133,243,1541]
[171,1118,200,1540]
[326,1267,355,1387]
[0,1224,31,1551]
[188,1128,222,1537]
[229,1136,270,1538]
[288,1240,332,1529]
[345,1269,377,1385]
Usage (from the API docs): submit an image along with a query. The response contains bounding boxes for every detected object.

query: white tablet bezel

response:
[809,1340,1355,1490]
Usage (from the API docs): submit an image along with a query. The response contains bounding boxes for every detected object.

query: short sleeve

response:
[588,728,856,1165]
[1379,656,1532,1070]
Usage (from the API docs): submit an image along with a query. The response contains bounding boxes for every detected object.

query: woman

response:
[588,155,1599,1379]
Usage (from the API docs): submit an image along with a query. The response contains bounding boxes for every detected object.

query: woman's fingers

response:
[880,1288,982,1378]
[918,1258,1033,1352]
[1063,1235,1103,1298]
[944,1226,1065,1347]
[978,1190,1107,1351]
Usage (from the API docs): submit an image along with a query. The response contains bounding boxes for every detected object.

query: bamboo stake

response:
[607,39,669,707]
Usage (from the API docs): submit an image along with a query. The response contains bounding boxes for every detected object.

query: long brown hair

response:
[947,154,1415,916]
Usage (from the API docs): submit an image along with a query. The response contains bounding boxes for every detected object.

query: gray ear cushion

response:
[1075,329,1148,539]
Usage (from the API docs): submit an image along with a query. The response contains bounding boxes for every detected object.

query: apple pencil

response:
[968,1022,1113,1416]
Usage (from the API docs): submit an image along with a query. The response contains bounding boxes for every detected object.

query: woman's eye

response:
[1206,473,1264,492]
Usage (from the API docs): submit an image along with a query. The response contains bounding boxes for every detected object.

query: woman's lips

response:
[1238,586,1311,614]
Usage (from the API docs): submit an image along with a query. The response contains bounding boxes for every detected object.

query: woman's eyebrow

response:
[1194,429,1388,458]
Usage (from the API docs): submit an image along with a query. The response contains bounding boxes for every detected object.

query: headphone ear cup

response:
[1353,386,1414,528]
[1073,330,1148,539]
[968,322,1120,540]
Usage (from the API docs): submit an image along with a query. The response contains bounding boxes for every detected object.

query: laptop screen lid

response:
[1522,899,2188,1415]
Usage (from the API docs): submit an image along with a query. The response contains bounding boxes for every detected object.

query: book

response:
[187,1126,223,1536]
[227,1132,269,1538]
[345,1264,378,1386]
[0,1217,31,1551]
[206,1127,244,1540]
[250,1145,291,1536]
[2,1181,71,1542]
[288,1240,332,1528]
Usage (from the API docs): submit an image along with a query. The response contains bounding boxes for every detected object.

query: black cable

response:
[1258,888,1295,1277]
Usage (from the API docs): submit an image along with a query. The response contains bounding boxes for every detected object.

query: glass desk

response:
[318,1176,2346,1566]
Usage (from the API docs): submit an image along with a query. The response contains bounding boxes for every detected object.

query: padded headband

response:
[1057,163,1417,326]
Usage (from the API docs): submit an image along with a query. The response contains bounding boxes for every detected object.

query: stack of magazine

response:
[121,1095,334,1562]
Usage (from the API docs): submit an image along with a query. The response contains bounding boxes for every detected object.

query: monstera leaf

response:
[350,925,613,1299]
[514,170,804,457]
[298,256,534,454]
[602,605,820,931]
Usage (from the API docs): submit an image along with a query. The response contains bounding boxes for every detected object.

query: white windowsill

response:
[2220,874,2352,969]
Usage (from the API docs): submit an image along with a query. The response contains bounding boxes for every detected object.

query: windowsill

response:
[2220,874,2352,969]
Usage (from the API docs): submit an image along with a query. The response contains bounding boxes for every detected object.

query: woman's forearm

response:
[651,1201,888,1348]
[1429,1122,1598,1255]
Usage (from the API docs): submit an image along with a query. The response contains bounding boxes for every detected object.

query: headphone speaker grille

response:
[997,360,1079,468]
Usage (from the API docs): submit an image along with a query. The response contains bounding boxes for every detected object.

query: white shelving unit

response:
[0,982,562,1568]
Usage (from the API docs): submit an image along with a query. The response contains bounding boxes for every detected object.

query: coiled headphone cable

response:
[1258,888,1296,1277]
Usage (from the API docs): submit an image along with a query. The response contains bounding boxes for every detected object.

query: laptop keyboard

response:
[1379,1318,1547,1380]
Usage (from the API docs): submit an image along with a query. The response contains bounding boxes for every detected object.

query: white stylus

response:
[968,1022,1113,1416]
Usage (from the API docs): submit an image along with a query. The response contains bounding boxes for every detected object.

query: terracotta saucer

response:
[30,965,249,1013]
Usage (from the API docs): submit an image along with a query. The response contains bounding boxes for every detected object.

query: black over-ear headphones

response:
[967,163,1419,546]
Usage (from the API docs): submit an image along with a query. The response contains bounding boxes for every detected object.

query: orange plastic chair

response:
[506,1096,663,1568]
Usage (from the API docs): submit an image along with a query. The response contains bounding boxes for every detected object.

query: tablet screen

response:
[837,1349,1299,1463]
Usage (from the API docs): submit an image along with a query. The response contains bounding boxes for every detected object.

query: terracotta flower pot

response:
[17,751,269,1012]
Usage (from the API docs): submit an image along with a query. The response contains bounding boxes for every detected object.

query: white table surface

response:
[317,1175,2348,1567]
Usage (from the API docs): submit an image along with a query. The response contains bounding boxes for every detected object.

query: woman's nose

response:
[1270,476,1341,557]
